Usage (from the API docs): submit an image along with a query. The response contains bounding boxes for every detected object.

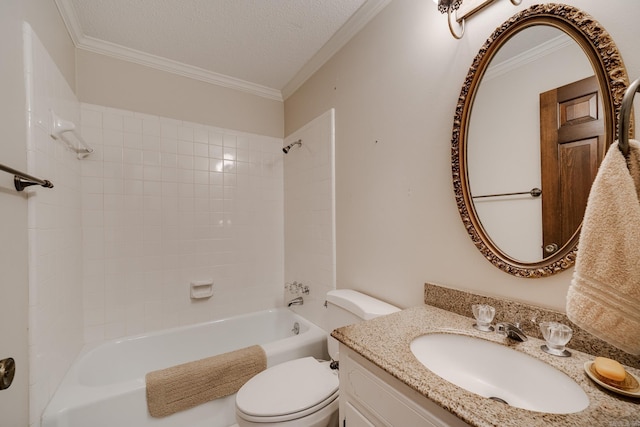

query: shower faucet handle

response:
[285,281,309,295]
[285,281,298,292]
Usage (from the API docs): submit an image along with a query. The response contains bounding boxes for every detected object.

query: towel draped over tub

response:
[145,344,267,417]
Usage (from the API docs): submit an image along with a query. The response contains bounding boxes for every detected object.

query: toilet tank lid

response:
[326,289,400,320]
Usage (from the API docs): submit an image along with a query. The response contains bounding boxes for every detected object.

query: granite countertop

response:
[332,304,640,427]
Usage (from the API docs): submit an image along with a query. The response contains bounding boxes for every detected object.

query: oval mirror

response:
[452,4,630,277]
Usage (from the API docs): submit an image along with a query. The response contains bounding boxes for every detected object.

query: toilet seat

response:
[236,357,339,423]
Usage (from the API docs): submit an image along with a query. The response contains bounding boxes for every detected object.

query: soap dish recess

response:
[190,280,214,299]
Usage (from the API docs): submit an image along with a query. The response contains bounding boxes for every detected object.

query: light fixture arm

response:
[440,0,522,40]
[448,8,464,39]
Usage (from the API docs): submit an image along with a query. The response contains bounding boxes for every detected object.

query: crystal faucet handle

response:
[472,304,495,332]
[539,321,572,357]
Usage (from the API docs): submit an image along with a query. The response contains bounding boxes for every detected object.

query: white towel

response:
[566,140,640,355]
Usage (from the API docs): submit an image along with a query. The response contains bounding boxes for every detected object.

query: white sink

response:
[410,333,589,414]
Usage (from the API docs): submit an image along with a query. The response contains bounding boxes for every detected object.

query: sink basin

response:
[410,333,589,414]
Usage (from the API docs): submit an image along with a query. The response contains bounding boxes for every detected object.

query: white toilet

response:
[235,289,400,427]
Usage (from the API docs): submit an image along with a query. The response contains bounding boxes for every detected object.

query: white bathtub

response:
[42,309,327,427]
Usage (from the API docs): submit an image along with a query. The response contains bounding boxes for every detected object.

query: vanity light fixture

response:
[434,0,464,39]
[435,0,522,40]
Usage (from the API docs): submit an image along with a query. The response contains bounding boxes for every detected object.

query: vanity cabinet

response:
[338,344,471,427]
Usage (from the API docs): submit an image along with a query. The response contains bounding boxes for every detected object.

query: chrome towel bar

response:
[473,187,541,199]
[0,162,53,191]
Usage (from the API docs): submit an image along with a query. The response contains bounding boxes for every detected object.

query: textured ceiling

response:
[57,0,388,99]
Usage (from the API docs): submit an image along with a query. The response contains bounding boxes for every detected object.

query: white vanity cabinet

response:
[338,344,471,427]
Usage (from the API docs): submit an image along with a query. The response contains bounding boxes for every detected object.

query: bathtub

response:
[42,308,327,427]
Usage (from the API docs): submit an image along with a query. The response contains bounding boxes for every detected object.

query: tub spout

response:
[288,296,304,307]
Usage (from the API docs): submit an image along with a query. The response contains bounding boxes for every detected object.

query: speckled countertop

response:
[332,305,640,427]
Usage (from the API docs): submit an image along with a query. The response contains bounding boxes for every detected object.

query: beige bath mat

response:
[145,344,266,417]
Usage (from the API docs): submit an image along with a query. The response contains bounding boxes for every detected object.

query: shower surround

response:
[79,104,285,343]
[25,23,286,427]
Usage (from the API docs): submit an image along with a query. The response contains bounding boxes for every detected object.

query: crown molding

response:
[483,34,573,81]
[77,35,284,101]
[54,0,282,101]
[54,0,390,102]
[282,0,392,100]
[54,0,83,45]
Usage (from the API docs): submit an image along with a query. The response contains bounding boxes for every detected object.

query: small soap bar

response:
[594,356,626,382]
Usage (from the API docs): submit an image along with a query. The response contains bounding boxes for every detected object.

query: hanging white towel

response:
[566,140,640,355]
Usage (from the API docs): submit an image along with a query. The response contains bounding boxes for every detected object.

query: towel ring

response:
[617,77,640,157]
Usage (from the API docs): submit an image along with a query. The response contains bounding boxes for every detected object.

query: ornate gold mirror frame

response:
[452,4,630,277]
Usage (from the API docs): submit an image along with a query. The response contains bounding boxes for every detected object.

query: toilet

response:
[235,289,400,427]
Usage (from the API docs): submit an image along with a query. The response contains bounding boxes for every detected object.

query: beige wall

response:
[76,50,284,138]
[24,0,76,88]
[0,3,29,424]
[285,0,640,311]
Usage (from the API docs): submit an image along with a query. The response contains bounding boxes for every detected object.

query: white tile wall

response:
[24,24,84,427]
[283,109,336,330]
[79,104,285,342]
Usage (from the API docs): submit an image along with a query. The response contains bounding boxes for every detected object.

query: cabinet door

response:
[340,345,471,427]
[344,401,376,427]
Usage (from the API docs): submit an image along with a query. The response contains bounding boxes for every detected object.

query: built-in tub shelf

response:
[50,110,94,159]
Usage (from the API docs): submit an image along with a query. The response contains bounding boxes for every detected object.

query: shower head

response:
[282,139,302,154]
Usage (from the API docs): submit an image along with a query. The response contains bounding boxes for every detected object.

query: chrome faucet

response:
[495,322,528,342]
[287,296,304,307]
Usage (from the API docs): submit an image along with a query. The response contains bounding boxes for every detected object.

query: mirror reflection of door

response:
[539,76,603,258]
[467,26,594,263]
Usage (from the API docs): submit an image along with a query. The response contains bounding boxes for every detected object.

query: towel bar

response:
[617,77,640,157]
[0,162,54,191]
[472,187,541,199]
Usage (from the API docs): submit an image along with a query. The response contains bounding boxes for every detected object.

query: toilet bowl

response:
[235,357,339,427]
[235,290,400,427]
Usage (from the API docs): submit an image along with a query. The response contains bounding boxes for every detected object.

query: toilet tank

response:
[326,289,400,361]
